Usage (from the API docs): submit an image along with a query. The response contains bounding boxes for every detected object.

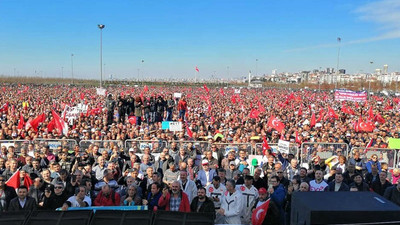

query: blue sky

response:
[0,0,399,80]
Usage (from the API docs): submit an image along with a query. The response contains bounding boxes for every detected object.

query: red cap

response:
[258,188,267,194]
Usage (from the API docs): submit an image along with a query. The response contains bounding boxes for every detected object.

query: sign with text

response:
[278,140,290,154]
[169,122,182,132]
[334,90,367,102]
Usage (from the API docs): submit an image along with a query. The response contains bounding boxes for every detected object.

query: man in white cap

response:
[197,160,217,187]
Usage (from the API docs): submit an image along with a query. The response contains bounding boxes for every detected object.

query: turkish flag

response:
[375,113,385,124]
[364,139,373,154]
[143,85,149,92]
[17,114,25,130]
[310,112,316,128]
[250,108,260,119]
[185,121,193,138]
[258,101,266,113]
[297,107,302,116]
[203,84,209,94]
[219,88,225,96]
[368,107,374,121]
[128,116,136,125]
[267,115,285,133]
[231,95,237,104]
[356,117,374,132]
[262,136,271,155]
[6,170,20,189]
[28,113,46,132]
[195,66,199,72]
[51,110,68,136]
[295,131,302,145]
[251,199,271,225]
[327,107,338,119]
[47,118,56,132]
[80,92,84,100]
[316,108,324,122]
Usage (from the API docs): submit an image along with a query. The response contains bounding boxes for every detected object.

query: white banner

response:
[278,140,290,154]
[173,93,182,99]
[169,122,182,132]
[334,90,367,102]
[96,88,107,96]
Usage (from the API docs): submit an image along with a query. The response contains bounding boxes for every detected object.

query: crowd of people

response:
[0,83,400,224]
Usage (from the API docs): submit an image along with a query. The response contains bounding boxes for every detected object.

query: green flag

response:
[388,138,400,149]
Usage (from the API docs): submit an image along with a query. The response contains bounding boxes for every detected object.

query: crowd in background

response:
[1,84,400,224]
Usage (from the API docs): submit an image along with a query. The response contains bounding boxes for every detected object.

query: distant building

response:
[339,69,346,74]
[383,65,388,74]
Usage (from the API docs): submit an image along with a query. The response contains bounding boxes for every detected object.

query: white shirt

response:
[66,195,92,207]
[310,179,328,192]
[206,183,226,208]
[179,179,198,203]
[221,190,243,224]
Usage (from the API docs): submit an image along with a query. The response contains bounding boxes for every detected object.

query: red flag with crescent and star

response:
[252,199,271,225]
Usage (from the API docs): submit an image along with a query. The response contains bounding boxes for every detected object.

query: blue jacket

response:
[147,191,162,211]
[366,160,381,173]
[270,184,286,207]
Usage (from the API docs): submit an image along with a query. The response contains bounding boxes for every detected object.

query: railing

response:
[300,142,350,164]
[124,139,168,154]
[32,138,78,154]
[0,140,32,154]
[350,147,397,169]
[254,143,299,157]
[79,140,124,153]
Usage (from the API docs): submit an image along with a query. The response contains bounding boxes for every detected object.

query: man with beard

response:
[237,175,259,224]
[251,187,280,225]
[190,187,215,213]
[309,170,328,191]
[206,176,226,211]
[158,181,190,212]
[94,184,121,206]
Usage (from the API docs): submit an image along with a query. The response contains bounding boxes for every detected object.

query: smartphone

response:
[71,175,77,182]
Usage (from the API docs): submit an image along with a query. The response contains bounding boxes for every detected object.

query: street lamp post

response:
[71,54,74,85]
[369,61,373,98]
[98,24,105,88]
[256,59,258,77]
[336,37,341,90]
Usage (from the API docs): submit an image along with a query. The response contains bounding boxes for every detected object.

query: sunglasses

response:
[55,186,63,189]
[277,172,283,174]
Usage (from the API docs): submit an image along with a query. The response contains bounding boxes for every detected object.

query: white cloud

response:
[285,0,400,52]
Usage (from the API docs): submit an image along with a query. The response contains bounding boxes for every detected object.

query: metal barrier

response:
[125,139,168,154]
[79,140,124,153]
[0,140,32,154]
[168,140,211,154]
[254,143,299,157]
[214,143,254,156]
[32,138,78,154]
[350,147,397,169]
[300,142,350,164]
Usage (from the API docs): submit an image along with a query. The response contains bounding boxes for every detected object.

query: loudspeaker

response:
[291,192,400,225]
[25,210,92,225]
[153,211,214,225]
[89,210,152,225]
[0,211,30,225]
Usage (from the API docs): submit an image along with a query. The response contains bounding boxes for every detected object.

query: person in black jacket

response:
[324,173,350,192]
[8,186,37,211]
[190,187,215,214]
[0,175,17,211]
[371,172,392,196]
[42,183,68,210]
[349,173,369,191]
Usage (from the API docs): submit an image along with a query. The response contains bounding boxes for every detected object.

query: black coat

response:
[8,196,37,211]
[324,181,350,192]
[190,196,215,214]
[42,192,69,210]
[1,185,17,210]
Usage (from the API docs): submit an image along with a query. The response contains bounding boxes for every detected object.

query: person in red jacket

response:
[94,184,121,206]
[177,96,187,121]
[158,181,190,212]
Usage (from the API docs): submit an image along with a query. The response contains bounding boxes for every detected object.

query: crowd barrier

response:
[0,210,214,225]
[254,143,299,157]
[125,139,168,154]
[350,147,398,169]
[0,140,31,154]
[32,138,77,154]
[79,140,124,154]
[300,142,350,165]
